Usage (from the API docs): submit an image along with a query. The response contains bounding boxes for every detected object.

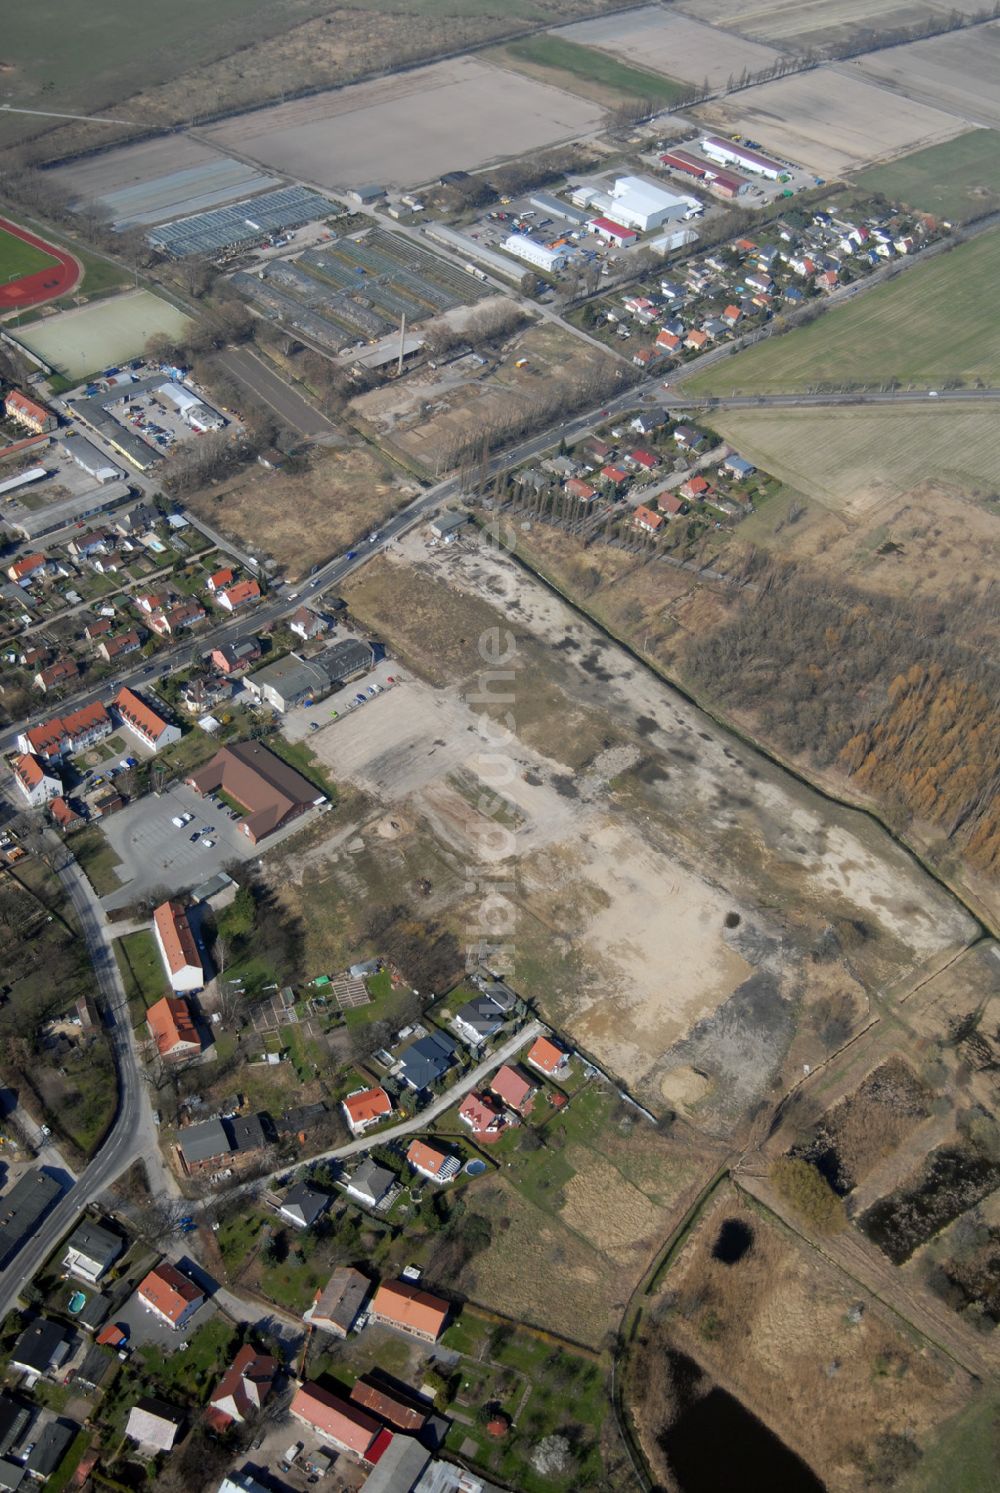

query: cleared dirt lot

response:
[202,55,604,190]
[694,66,966,174]
[186,443,414,579]
[676,0,987,49]
[270,528,976,1125]
[852,21,1000,129]
[555,5,783,86]
[352,322,618,472]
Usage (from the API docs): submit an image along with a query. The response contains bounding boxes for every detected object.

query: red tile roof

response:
[527,1036,568,1075]
[152,901,202,983]
[209,1343,277,1425]
[115,686,172,744]
[459,1091,505,1134]
[342,1087,392,1129]
[147,994,200,1056]
[490,1064,536,1112]
[371,1279,449,1340]
[13,753,45,790]
[219,579,261,608]
[138,1263,203,1324]
[24,702,110,759]
[406,1139,451,1177]
[291,1383,382,1456]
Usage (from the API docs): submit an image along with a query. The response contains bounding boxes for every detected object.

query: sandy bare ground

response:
[311,527,976,1121]
[202,55,604,191]
[694,66,966,174]
[851,21,1000,128]
[556,5,783,86]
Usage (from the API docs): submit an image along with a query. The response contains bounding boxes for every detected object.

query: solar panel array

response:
[148,185,333,257]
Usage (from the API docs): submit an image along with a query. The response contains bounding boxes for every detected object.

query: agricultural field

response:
[200,55,604,192]
[262,528,977,1131]
[851,128,1000,222]
[694,66,965,176]
[684,226,1000,394]
[707,404,1000,508]
[10,288,194,379]
[675,0,988,51]
[853,20,1000,130]
[627,1180,974,1493]
[186,443,414,580]
[556,5,784,88]
[351,322,618,474]
[4,0,624,159]
[491,34,690,106]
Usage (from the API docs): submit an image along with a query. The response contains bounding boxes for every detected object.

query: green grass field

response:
[852,129,1000,225]
[901,1389,1000,1493]
[500,34,689,104]
[0,225,57,284]
[684,227,1000,395]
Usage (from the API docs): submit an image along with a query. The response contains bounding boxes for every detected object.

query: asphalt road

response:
[0,836,166,1320]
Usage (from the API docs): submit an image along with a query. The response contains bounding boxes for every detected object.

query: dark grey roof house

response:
[0,1172,63,1269]
[279,1182,331,1229]
[178,1117,231,1169]
[63,1217,124,1283]
[11,1319,72,1378]
[452,996,509,1047]
[0,1396,31,1458]
[345,1160,396,1209]
[397,1031,457,1092]
[24,1419,75,1478]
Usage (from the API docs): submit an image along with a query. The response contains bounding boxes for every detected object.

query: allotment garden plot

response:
[201,55,604,191]
[11,289,194,380]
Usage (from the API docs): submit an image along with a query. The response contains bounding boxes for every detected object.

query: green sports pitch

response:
[0,226,58,285]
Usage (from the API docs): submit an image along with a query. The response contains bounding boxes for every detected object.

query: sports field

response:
[11,289,194,379]
[0,225,57,284]
[497,34,689,103]
[852,129,1000,223]
[684,227,1000,394]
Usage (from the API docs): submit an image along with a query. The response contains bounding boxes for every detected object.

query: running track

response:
[0,216,81,311]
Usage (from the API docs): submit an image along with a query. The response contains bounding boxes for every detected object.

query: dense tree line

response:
[683,558,1000,877]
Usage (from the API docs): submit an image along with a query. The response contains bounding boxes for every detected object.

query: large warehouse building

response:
[609,176,701,231]
[700,137,784,180]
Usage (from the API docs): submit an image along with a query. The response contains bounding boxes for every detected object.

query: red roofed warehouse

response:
[147,994,201,1058]
[490,1064,536,1114]
[528,1035,569,1078]
[589,217,638,246]
[152,900,203,992]
[5,389,57,434]
[370,1279,450,1342]
[18,702,112,763]
[187,740,325,844]
[342,1087,392,1137]
[138,1263,204,1328]
[113,687,181,752]
[290,1383,388,1462]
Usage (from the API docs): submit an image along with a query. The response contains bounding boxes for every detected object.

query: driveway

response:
[100,781,256,909]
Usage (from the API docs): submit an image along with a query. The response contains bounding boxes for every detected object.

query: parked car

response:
[201,838,215,849]
[190,832,200,841]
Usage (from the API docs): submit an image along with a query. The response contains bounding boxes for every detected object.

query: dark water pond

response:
[712,1218,754,1264]
[658,1349,825,1493]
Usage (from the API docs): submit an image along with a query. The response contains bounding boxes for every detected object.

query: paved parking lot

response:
[100,780,255,909]
[280,658,401,744]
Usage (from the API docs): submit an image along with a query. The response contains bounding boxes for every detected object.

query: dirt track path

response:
[736,1173,996,1382]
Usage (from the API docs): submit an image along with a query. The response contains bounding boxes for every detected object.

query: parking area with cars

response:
[280,659,402,743]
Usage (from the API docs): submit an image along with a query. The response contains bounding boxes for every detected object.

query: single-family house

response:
[396,1030,456,1092]
[308,1267,371,1337]
[289,607,328,643]
[207,567,235,593]
[63,1218,123,1284]
[50,795,84,832]
[99,630,142,663]
[34,657,78,693]
[11,753,61,807]
[137,1263,204,1329]
[632,346,661,369]
[452,995,508,1047]
[582,436,610,461]
[655,330,681,354]
[680,475,711,502]
[7,553,47,586]
[721,305,741,327]
[84,617,113,641]
[600,464,629,488]
[207,1344,277,1428]
[147,994,200,1060]
[344,1159,396,1210]
[631,408,668,435]
[527,1035,570,1078]
[126,1398,183,1453]
[406,1139,461,1184]
[211,637,261,674]
[217,579,261,612]
[342,1087,392,1137]
[278,1182,331,1230]
[149,601,206,637]
[152,901,203,993]
[458,1091,506,1139]
[659,491,686,516]
[11,1318,72,1379]
[629,448,660,471]
[135,593,165,616]
[69,529,109,559]
[633,504,664,534]
[721,455,756,480]
[178,1118,231,1172]
[684,329,708,351]
[490,1064,536,1114]
[370,1280,450,1343]
[565,477,596,501]
[673,425,703,452]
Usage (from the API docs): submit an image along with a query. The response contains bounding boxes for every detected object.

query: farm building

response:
[701,137,785,180]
